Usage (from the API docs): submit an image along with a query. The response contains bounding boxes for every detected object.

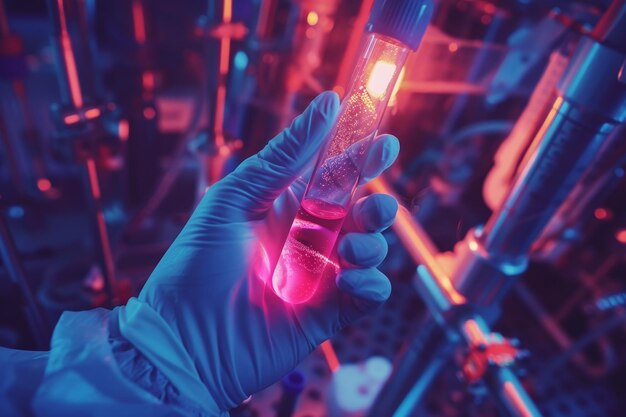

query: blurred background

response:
[1,0,626,416]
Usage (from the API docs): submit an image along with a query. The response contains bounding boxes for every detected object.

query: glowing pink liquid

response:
[272,198,347,304]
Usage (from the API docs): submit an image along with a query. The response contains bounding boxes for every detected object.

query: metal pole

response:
[46,0,118,304]
[83,157,117,303]
[0,213,49,349]
[0,0,29,194]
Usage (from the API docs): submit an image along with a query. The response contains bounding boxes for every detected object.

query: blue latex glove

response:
[116,91,400,414]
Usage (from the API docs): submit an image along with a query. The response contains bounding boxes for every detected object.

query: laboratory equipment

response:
[2,0,626,416]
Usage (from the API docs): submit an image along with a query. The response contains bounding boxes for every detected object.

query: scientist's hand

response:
[133,91,399,412]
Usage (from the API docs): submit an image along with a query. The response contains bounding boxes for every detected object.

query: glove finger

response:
[342,194,398,233]
[214,91,339,221]
[359,134,399,183]
[336,268,391,325]
[338,232,388,268]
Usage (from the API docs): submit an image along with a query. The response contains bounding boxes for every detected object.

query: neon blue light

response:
[234,51,248,70]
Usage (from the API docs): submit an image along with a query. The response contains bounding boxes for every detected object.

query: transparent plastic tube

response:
[272,33,410,304]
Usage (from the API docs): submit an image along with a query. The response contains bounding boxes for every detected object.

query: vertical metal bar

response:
[490,368,543,417]
[0,214,49,349]
[0,110,27,193]
[47,0,118,304]
[0,0,28,194]
[367,315,454,417]
[47,0,84,109]
[84,158,117,303]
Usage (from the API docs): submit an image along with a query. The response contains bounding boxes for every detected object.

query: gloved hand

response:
[116,91,400,414]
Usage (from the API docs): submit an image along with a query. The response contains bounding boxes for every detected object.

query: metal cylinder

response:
[276,370,306,417]
[365,316,454,417]
[486,367,543,417]
[482,30,626,259]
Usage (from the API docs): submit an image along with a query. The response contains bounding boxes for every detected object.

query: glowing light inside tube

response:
[366,61,397,99]
[389,67,405,107]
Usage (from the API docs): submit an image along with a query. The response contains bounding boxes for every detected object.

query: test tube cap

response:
[281,370,306,395]
[366,0,434,51]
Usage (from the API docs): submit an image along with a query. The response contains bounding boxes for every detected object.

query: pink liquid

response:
[272,198,347,304]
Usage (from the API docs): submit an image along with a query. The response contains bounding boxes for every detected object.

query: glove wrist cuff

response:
[113,298,225,415]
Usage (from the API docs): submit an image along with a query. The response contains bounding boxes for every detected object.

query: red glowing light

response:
[57,0,84,109]
[84,108,101,119]
[64,114,80,125]
[320,340,340,373]
[118,119,129,141]
[616,229,626,244]
[132,0,147,44]
[86,158,101,199]
[332,85,345,97]
[223,0,232,23]
[219,38,231,76]
[209,0,233,149]
[214,85,226,147]
[143,107,156,119]
[594,208,609,220]
[37,178,52,192]
[463,319,484,345]
[142,71,155,92]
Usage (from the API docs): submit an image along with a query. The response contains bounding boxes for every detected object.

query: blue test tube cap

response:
[366,0,434,51]
[281,370,306,395]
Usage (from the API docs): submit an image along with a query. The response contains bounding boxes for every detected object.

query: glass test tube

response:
[272,35,409,303]
[272,0,433,304]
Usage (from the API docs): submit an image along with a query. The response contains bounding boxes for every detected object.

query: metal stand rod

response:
[0,0,29,194]
[386,316,455,417]
[0,111,27,194]
[0,214,49,349]
[46,0,118,304]
[365,178,543,417]
[83,158,117,303]
[2,0,49,194]
[47,0,84,109]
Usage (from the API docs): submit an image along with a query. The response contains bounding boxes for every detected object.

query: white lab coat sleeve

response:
[0,307,224,417]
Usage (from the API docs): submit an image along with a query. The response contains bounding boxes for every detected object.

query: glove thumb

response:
[212,91,339,222]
